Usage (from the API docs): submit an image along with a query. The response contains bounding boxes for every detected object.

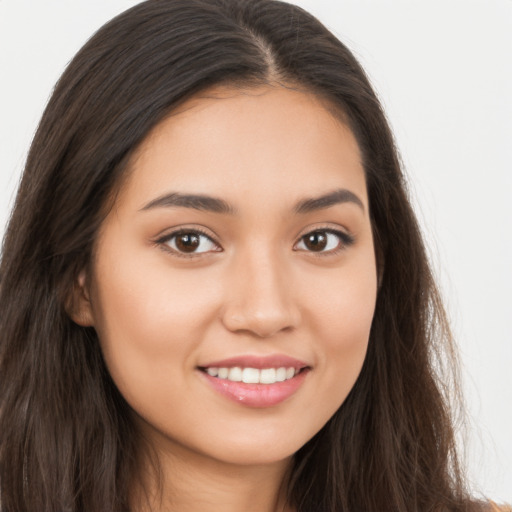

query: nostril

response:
[220,302,301,338]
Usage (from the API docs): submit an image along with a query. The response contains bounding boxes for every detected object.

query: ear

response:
[66,269,95,327]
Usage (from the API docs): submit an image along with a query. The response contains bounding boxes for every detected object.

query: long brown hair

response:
[0,0,478,510]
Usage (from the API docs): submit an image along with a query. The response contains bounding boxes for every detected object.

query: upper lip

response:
[198,354,310,370]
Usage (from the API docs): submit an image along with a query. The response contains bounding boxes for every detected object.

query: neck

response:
[131,439,294,512]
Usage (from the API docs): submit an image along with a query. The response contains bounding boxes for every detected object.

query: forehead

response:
[118,85,367,213]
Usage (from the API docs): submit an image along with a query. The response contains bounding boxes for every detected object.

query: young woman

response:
[0,1,508,511]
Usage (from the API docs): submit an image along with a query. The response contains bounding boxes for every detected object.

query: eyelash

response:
[155,226,355,258]
[156,227,221,258]
[294,228,355,255]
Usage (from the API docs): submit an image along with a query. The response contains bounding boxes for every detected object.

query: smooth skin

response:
[72,85,378,512]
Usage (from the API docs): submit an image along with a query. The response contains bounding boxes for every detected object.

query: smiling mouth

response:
[198,366,306,385]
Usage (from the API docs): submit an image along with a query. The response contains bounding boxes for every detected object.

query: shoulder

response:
[488,502,512,512]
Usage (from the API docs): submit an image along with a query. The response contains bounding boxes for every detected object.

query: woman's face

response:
[79,85,377,467]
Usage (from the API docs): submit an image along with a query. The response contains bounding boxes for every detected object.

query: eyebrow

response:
[140,188,364,215]
[294,188,365,214]
[140,192,236,214]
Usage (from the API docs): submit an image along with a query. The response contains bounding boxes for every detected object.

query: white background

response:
[1,0,510,502]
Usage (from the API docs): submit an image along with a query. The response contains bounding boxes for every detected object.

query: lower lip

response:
[199,369,309,408]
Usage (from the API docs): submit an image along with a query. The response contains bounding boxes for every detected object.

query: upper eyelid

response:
[294,226,356,252]
[295,223,354,240]
[155,230,222,259]
[155,225,220,244]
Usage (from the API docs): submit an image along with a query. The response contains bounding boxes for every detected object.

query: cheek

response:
[89,244,222,396]
[304,253,377,398]
[306,248,376,333]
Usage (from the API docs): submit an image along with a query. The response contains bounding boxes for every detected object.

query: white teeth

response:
[242,368,260,384]
[204,366,300,384]
[275,367,287,382]
[228,367,242,382]
[260,368,276,384]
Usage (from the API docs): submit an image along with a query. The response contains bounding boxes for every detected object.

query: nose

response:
[221,249,301,338]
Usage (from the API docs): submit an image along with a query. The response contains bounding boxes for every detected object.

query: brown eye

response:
[295,229,354,254]
[175,233,200,252]
[303,232,328,251]
[163,231,219,254]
